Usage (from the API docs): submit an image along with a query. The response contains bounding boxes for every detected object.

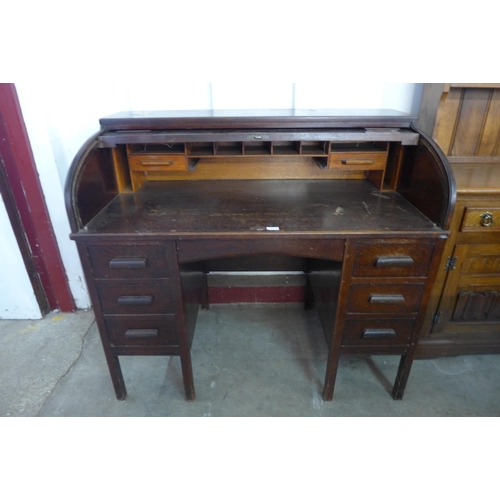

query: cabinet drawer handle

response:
[480,212,494,227]
[369,294,405,304]
[362,328,397,339]
[109,258,147,269]
[117,295,153,306]
[375,256,414,267]
[341,159,374,165]
[125,329,159,339]
[140,160,174,166]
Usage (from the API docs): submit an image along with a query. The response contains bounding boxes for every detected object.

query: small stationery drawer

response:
[104,314,178,346]
[328,151,387,170]
[461,207,500,231]
[128,154,188,172]
[347,283,425,314]
[96,283,174,314]
[87,244,170,279]
[352,242,434,278]
[342,318,415,346]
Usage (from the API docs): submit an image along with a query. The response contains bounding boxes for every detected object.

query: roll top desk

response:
[65,109,455,401]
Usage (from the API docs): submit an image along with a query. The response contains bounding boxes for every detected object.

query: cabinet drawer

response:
[128,154,187,172]
[87,244,170,279]
[461,207,500,231]
[342,318,415,346]
[328,151,387,170]
[347,284,425,314]
[97,283,174,314]
[352,242,434,278]
[104,314,178,346]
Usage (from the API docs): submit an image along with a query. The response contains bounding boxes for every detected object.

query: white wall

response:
[13,83,423,311]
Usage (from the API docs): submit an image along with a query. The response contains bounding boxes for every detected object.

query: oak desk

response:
[66,110,455,400]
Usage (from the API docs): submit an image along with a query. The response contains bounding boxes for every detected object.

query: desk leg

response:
[201,271,209,310]
[180,352,195,400]
[323,344,342,401]
[304,275,315,310]
[391,350,415,400]
[103,349,127,400]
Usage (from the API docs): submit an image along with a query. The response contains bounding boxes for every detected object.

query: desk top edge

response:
[100,109,416,131]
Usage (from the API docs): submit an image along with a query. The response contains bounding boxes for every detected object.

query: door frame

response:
[0,83,75,313]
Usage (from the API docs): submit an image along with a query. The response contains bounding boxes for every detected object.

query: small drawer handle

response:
[125,329,159,339]
[480,212,494,227]
[370,294,405,304]
[376,256,414,268]
[342,159,374,165]
[109,258,147,269]
[362,328,397,339]
[140,160,174,166]
[117,295,153,306]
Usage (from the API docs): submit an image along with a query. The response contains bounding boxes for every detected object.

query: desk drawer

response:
[347,283,425,314]
[342,318,415,346]
[129,154,188,172]
[328,151,387,170]
[88,244,170,279]
[97,283,174,314]
[352,242,434,278]
[104,314,178,346]
[461,207,500,231]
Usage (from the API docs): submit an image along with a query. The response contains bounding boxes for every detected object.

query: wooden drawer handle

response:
[480,212,494,227]
[117,295,153,306]
[140,160,174,166]
[125,329,159,339]
[369,294,405,304]
[341,159,374,165]
[375,256,414,267]
[109,257,147,269]
[362,328,397,339]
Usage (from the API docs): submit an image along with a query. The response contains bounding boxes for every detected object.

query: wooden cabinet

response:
[417,83,500,357]
[66,109,454,400]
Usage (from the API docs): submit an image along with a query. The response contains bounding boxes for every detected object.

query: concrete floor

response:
[1,304,499,417]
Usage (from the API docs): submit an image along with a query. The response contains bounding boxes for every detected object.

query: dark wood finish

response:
[96,282,174,315]
[177,237,346,264]
[87,244,170,279]
[73,180,442,238]
[351,240,435,278]
[66,109,454,401]
[346,284,425,314]
[104,315,178,346]
[65,133,118,231]
[416,84,500,358]
[342,319,415,346]
[100,108,416,131]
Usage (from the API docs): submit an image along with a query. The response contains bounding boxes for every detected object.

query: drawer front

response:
[328,151,387,170]
[128,154,188,172]
[352,242,434,278]
[104,314,178,346]
[342,318,415,346]
[461,207,500,231]
[97,283,174,314]
[347,283,425,314]
[87,244,169,279]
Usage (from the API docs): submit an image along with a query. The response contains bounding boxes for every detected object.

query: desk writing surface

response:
[80,179,440,237]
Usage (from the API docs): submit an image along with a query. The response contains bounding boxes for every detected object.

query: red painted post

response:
[0,83,75,312]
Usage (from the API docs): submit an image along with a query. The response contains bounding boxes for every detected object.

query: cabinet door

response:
[434,244,500,332]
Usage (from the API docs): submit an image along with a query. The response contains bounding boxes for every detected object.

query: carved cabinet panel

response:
[437,243,500,328]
